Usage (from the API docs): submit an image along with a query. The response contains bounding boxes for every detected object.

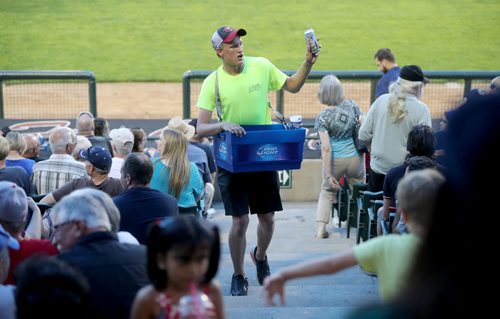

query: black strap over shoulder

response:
[215,71,223,122]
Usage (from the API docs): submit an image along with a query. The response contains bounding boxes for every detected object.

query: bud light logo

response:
[218,142,228,161]
[256,144,279,160]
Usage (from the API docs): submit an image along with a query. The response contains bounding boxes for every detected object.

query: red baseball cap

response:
[211,26,246,50]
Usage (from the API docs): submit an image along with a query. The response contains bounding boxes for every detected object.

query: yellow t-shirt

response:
[196,56,287,125]
[353,233,421,301]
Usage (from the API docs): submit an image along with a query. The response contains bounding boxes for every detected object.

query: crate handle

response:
[217,131,226,141]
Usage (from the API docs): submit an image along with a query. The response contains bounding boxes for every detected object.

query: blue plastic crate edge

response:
[213,124,305,173]
[217,160,303,173]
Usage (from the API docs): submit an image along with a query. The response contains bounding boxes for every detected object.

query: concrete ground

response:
[208,201,380,319]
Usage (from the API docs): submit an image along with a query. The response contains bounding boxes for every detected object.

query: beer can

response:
[304,28,320,55]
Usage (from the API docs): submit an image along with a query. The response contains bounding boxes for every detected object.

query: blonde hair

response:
[159,129,190,199]
[387,78,424,122]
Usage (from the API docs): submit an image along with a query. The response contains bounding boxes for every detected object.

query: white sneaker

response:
[207,208,216,218]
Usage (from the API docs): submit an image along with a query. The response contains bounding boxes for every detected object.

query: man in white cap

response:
[108,127,134,179]
[195,25,318,296]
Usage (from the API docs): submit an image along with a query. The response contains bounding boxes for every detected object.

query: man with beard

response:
[374,48,400,98]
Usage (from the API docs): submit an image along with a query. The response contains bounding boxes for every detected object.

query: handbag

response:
[352,115,368,153]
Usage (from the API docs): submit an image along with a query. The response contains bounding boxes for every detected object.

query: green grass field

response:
[1,0,499,82]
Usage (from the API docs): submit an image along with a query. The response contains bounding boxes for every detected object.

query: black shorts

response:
[217,168,283,216]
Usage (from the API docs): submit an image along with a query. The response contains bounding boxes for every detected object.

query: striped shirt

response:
[32,154,87,194]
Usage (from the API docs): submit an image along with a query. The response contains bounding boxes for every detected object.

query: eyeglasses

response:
[53,220,75,231]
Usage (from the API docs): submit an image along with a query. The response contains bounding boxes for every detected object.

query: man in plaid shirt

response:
[32,127,87,194]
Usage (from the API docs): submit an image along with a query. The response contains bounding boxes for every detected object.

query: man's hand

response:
[221,122,246,137]
[306,39,320,64]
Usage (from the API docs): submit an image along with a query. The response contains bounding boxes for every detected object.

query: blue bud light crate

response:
[213,124,306,173]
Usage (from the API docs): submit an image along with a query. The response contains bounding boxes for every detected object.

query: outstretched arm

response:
[263,250,357,305]
[283,40,319,93]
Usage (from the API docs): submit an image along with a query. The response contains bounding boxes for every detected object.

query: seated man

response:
[113,153,178,244]
[41,146,123,204]
[108,127,134,179]
[32,127,87,194]
[52,188,149,319]
[75,112,113,156]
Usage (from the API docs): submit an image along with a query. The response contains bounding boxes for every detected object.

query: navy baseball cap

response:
[79,146,112,171]
[211,26,246,50]
[400,65,430,83]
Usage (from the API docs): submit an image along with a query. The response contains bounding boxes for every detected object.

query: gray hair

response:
[0,136,9,160]
[51,189,111,231]
[396,169,445,228]
[49,127,77,153]
[387,78,425,122]
[83,189,120,232]
[491,76,500,91]
[76,112,95,133]
[317,75,345,106]
[5,131,27,154]
[72,136,92,162]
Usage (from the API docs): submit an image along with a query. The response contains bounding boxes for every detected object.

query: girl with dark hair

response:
[131,215,225,319]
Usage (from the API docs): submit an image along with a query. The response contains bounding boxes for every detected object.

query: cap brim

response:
[223,28,247,43]
[185,125,195,140]
[79,149,90,160]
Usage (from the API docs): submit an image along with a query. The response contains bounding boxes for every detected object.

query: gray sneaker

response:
[230,274,249,296]
[250,246,270,285]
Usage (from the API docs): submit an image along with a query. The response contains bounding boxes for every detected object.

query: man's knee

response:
[231,215,249,236]
[257,212,275,230]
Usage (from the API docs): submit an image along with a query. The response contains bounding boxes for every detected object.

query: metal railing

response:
[0,70,96,119]
[182,70,499,120]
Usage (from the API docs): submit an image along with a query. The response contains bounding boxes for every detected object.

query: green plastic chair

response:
[357,190,383,244]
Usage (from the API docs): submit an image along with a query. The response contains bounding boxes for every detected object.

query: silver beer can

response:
[304,28,320,55]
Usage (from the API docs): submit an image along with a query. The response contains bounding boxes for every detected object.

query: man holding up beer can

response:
[196,26,319,296]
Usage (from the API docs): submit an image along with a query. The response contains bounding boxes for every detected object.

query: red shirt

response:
[6,239,59,284]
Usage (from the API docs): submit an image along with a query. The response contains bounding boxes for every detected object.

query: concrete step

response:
[209,201,380,319]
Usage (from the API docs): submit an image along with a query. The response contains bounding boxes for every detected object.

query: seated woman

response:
[150,128,204,216]
[5,132,36,177]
